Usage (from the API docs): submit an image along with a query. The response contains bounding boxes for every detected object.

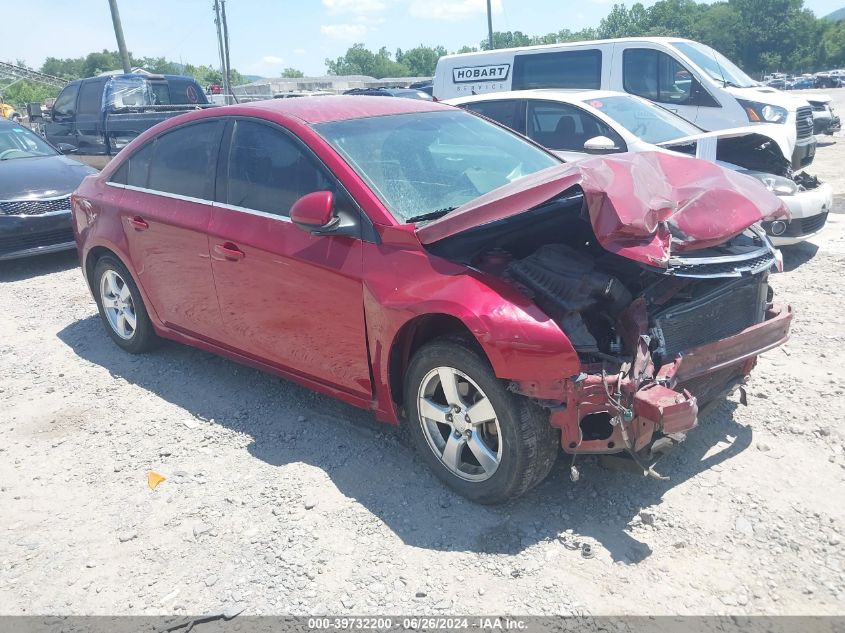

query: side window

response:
[463,100,522,133]
[77,81,105,115]
[148,121,222,199]
[623,49,693,106]
[109,142,155,187]
[224,120,334,217]
[513,49,601,90]
[53,83,80,120]
[526,101,624,152]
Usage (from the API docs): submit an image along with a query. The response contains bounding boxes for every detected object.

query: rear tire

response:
[93,255,159,354]
[404,337,558,504]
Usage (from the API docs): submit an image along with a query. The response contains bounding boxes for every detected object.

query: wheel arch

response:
[387,313,483,415]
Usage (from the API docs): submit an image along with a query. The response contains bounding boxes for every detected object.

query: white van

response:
[433,37,816,171]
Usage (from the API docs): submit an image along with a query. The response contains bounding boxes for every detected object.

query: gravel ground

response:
[2,91,845,617]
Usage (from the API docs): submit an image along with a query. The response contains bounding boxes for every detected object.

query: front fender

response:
[363,245,580,422]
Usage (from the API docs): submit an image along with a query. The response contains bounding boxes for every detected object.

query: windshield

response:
[584,95,701,144]
[671,41,757,88]
[108,77,151,109]
[0,125,58,160]
[315,110,560,223]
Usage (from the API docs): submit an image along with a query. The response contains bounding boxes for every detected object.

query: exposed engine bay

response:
[430,187,791,474]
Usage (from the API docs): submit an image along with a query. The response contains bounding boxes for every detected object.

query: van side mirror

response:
[583,136,620,155]
[290,191,339,234]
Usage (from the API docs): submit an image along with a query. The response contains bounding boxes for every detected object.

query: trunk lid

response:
[416,152,787,268]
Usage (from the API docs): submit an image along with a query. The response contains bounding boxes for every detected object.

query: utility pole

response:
[486,0,494,50]
[213,0,230,100]
[220,0,238,103]
[108,0,132,74]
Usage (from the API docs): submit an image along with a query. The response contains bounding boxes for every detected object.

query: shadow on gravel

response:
[781,241,819,272]
[58,315,751,564]
[0,249,78,283]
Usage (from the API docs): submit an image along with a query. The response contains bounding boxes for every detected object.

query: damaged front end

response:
[418,153,793,476]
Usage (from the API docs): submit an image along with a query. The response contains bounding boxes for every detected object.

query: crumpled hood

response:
[0,155,97,199]
[416,152,788,268]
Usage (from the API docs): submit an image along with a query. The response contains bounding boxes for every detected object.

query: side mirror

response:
[56,143,78,154]
[290,191,338,234]
[583,136,620,155]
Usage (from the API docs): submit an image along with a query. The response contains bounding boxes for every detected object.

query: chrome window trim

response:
[105,181,292,223]
[213,202,292,223]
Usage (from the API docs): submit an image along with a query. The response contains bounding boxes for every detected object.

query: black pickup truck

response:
[39,74,215,158]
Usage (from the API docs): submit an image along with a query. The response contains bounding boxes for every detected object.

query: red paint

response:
[418,152,789,268]
[73,97,792,459]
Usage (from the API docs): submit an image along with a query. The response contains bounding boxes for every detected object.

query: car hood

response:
[657,125,791,165]
[0,155,98,200]
[416,152,788,268]
[725,85,811,110]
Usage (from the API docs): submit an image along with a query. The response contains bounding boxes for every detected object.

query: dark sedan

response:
[0,119,98,261]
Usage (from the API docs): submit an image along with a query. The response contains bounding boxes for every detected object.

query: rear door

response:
[115,119,226,341]
[208,118,372,397]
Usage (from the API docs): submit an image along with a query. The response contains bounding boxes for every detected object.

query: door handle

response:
[129,216,149,230]
[214,242,245,261]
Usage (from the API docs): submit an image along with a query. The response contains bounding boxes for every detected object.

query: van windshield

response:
[584,95,701,144]
[671,41,757,88]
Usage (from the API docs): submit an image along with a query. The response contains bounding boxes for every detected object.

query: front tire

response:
[404,337,558,504]
[93,255,159,353]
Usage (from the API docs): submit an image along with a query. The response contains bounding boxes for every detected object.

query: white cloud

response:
[409,0,501,21]
[293,48,307,55]
[320,23,368,40]
[322,0,386,14]
[261,55,285,65]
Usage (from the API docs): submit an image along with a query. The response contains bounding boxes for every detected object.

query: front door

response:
[116,119,226,341]
[208,119,372,397]
[618,46,701,125]
[45,81,80,148]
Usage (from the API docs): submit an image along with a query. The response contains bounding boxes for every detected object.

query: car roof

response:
[229,94,447,124]
[445,88,621,106]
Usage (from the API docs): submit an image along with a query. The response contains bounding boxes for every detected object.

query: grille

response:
[767,212,829,238]
[652,277,766,361]
[668,251,775,278]
[0,196,71,216]
[796,106,814,139]
[0,228,75,256]
[795,212,828,236]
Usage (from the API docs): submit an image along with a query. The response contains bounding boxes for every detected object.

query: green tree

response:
[0,80,60,110]
[396,45,447,76]
[281,67,304,78]
[325,44,410,77]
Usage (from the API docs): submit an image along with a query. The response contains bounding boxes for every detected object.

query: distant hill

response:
[824,6,845,21]
[242,74,264,82]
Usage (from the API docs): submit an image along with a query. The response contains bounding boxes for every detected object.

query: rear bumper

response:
[0,211,75,261]
[548,304,792,455]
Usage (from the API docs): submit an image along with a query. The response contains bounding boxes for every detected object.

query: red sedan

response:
[71,96,791,503]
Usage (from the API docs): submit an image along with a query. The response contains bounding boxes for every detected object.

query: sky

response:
[3,0,843,78]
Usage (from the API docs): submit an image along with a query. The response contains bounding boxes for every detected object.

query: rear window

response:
[513,49,601,90]
[164,79,206,105]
